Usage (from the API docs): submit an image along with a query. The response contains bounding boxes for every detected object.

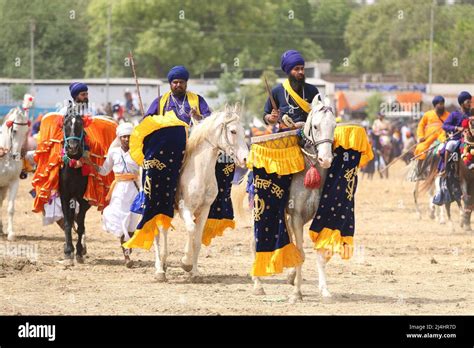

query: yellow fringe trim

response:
[334,125,374,168]
[201,218,235,246]
[247,135,304,175]
[123,214,172,250]
[251,243,303,277]
[309,227,354,260]
[129,111,189,166]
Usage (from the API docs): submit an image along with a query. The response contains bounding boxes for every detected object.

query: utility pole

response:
[30,19,35,117]
[428,0,435,94]
[106,2,111,104]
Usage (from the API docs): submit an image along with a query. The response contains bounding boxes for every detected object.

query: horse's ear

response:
[312,95,323,111]
[323,96,331,108]
[233,102,241,115]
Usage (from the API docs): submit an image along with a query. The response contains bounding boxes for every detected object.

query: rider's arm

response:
[417,114,427,140]
[442,112,458,133]
[95,151,114,176]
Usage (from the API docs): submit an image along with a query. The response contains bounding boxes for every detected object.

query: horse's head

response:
[216,104,249,168]
[63,113,85,158]
[303,96,337,169]
[1,107,30,160]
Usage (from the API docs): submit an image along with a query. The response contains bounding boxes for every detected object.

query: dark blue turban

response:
[69,82,88,99]
[280,50,305,75]
[167,66,189,83]
[432,95,445,107]
[458,91,472,106]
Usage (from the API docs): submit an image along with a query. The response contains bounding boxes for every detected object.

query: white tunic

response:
[99,147,140,240]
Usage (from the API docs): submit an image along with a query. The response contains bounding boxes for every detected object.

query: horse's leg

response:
[0,187,7,235]
[6,179,20,241]
[316,249,332,298]
[61,197,75,263]
[287,214,304,302]
[160,226,168,272]
[74,198,90,263]
[153,231,167,282]
[413,181,422,220]
[251,236,265,295]
[190,207,211,278]
[180,205,195,272]
[445,202,455,232]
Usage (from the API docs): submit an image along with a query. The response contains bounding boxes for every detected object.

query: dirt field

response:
[0,162,472,315]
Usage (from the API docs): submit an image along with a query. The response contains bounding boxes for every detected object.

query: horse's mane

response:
[186,111,223,154]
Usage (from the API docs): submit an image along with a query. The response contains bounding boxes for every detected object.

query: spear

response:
[128,51,145,118]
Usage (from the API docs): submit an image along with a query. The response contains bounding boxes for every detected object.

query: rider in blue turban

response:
[69,82,88,100]
[167,66,190,83]
[280,50,305,75]
[432,95,445,107]
[458,91,472,106]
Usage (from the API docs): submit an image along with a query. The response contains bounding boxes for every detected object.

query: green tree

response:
[0,0,89,79]
[312,0,356,71]
[366,93,384,124]
[85,0,323,78]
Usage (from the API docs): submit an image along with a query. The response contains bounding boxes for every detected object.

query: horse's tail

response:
[231,174,250,224]
[419,160,438,194]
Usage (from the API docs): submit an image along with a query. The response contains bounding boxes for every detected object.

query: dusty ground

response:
[0,162,472,315]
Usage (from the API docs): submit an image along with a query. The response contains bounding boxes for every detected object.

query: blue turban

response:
[167,66,189,83]
[458,91,472,106]
[69,82,88,99]
[432,95,445,107]
[280,50,305,75]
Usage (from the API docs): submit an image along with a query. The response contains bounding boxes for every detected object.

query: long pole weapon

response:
[379,127,446,172]
[128,51,145,118]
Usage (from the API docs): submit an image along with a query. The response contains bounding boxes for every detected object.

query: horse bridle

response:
[3,115,30,161]
[63,114,85,155]
[205,114,240,160]
[300,105,335,159]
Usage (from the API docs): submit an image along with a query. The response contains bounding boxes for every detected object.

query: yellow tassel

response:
[251,243,303,277]
[201,218,235,246]
[247,135,304,175]
[334,125,373,168]
[123,214,172,250]
[309,228,354,260]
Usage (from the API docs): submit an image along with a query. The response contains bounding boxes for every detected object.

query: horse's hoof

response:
[58,258,74,267]
[287,272,296,285]
[125,259,134,268]
[7,234,15,241]
[155,272,167,282]
[162,262,168,272]
[82,246,87,256]
[288,291,303,304]
[75,254,84,264]
[320,287,332,298]
[253,287,266,296]
[180,261,193,273]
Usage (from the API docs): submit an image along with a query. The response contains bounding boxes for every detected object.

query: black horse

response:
[60,112,91,264]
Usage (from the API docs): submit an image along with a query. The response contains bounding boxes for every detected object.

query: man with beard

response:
[59,82,97,117]
[264,50,321,129]
[145,65,211,124]
[440,91,472,176]
[413,95,449,178]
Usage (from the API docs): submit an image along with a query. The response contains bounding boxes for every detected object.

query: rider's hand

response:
[266,109,279,124]
[294,122,305,129]
[190,107,202,121]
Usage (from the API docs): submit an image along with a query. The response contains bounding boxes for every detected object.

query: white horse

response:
[153,105,249,281]
[251,96,337,301]
[0,108,30,241]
